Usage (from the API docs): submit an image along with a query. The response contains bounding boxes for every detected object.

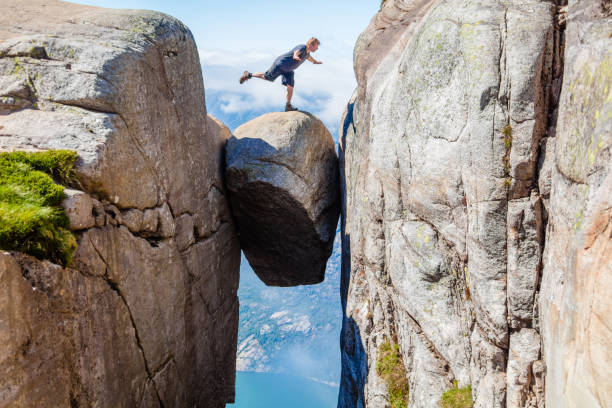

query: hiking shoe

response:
[285,103,298,112]
[239,71,251,84]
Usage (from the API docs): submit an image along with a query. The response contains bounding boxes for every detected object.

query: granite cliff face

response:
[338,0,609,406]
[539,0,612,406]
[0,1,239,407]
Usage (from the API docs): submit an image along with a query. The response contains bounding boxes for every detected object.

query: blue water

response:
[227,371,339,408]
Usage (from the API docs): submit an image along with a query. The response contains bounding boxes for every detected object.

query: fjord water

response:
[227,371,338,408]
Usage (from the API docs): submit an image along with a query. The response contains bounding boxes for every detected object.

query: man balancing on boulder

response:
[239,37,322,112]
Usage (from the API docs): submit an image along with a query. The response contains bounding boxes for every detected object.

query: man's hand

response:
[307,55,322,64]
[293,50,303,61]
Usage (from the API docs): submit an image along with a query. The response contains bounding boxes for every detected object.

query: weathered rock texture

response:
[540,1,612,406]
[0,2,239,407]
[226,111,340,286]
[338,0,567,406]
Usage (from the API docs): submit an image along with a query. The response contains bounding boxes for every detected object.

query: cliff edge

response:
[0,1,240,407]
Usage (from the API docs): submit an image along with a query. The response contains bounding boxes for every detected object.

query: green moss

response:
[502,124,513,184]
[440,381,473,408]
[2,150,77,183]
[377,341,409,408]
[0,150,78,266]
[503,125,513,150]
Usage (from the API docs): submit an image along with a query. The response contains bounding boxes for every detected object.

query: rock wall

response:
[0,1,240,407]
[540,0,612,406]
[339,0,564,406]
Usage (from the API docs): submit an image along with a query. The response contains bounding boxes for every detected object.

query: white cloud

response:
[200,45,356,135]
[200,49,275,69]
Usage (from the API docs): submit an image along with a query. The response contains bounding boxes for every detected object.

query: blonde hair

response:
[307,37,320,47]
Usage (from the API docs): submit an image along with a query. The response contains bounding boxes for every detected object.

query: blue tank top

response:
[274,44,309,72]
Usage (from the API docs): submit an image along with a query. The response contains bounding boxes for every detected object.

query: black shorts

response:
[264,64,295,87]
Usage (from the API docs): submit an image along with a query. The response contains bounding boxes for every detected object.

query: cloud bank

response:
[201,45,356,136]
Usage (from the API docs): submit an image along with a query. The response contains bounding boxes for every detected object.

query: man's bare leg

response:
[285,85,297,111]
[251,72,266,79]
[286,85,294,104]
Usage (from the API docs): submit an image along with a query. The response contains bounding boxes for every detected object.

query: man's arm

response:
[307,55,322,64]
[293,49,303,61]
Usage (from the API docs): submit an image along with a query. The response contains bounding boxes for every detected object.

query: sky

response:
[70,0,380,134]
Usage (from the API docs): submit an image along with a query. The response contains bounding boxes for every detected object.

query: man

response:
[240,37,322,112]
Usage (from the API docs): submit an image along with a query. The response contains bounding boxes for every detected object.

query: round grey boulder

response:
[226,111,340,286]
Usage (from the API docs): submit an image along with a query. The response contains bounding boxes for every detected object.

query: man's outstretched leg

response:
[240,69,297,111]
[240,71,266,83]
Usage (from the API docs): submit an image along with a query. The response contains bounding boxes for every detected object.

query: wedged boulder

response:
[225,111,340,286]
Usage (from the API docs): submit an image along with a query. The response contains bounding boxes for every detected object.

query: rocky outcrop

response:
[0,1,239,407]
[540,1,612,406]
[339,0,562,406]
[226,111,339,286]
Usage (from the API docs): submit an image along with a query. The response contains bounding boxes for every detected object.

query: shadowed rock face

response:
[226,111,340,286]
[0,1,239,407]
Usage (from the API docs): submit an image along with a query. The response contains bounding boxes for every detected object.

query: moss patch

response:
[503,125,513,150]
[377,341,409,408]
[502,124,513,186]
[0,150,78,266]
[440,381,473,408]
